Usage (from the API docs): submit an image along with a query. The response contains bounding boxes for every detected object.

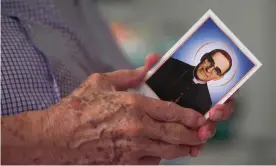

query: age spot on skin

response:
[69,97,83,110]
[97,146,104,152]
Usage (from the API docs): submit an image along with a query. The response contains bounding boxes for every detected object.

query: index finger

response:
[105,53,161,91]
[124,93,207,129]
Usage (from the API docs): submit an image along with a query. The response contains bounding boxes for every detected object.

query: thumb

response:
[106,53,161,91]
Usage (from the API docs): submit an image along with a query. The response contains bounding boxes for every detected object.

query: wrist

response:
[1,110,48,146]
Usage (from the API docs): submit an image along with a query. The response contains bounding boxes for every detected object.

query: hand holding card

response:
[141,53,238,144]
[134,10,262,119]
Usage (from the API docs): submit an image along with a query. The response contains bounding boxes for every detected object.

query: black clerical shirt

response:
[146,57,212,115]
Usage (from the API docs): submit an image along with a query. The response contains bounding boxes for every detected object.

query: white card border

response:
[143,9,262,119]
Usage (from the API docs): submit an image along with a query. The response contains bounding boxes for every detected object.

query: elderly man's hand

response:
[45,53,209,164]
[2,53,209,165]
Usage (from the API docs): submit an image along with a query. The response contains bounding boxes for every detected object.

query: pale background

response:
[98,0,276,164]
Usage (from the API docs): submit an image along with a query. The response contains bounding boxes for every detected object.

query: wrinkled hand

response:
[39,54,206,164]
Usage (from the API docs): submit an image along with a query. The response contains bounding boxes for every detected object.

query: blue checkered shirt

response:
[1,0,132,116]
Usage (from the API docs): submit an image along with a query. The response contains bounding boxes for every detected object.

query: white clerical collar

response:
[193,77,206,84]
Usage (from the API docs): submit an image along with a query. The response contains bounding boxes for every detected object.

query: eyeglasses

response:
[205,56,223,76]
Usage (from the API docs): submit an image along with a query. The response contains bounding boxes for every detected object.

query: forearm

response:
[1,109,111,164]
[2,146,65,164]
[1,110,46,145]
[2,142,114,164]
[1,110,54,164]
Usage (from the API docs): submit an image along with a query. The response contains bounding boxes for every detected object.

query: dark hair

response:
[200,49,232,75]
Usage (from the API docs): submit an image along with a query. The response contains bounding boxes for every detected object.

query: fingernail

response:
[197,117,207,126]
[207,132,213,139]
[213,110,223,120]
[202,131,213,141]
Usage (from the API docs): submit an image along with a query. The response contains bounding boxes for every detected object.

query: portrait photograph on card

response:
[137,10,262,116]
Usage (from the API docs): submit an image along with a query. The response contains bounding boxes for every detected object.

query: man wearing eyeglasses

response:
[146,49,232,115]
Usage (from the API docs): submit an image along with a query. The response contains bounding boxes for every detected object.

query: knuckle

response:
[183,112,198,125]
[166,101,178,108]
[127,120,144,136]
[182,108,199,119]
[89,73,106,83]
[87,73,115,91]
[166,101,181,113]
[170,125,186,144]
